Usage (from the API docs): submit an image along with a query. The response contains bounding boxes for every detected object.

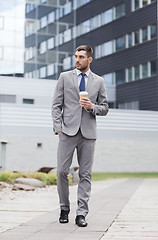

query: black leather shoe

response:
[59,210,69,223]
[75,215,88,227]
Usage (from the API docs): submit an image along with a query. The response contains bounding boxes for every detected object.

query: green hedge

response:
[0,171,73,185]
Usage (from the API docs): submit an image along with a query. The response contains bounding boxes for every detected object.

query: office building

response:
[25,0,157,110]
[0,0,157,110]
[0,0,25,77]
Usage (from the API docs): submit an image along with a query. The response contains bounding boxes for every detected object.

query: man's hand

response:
[79,97,94,110]
[58,131,61,136]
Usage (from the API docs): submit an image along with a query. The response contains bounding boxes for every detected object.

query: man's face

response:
[75,50,92,72]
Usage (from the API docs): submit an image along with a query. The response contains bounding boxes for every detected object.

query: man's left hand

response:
[79,97,94,110]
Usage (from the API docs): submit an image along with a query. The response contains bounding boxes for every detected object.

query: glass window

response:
[128,33,132,47]
[77,25,81,37]
[48,12,55,24]
[37,143,42,148]
[37,20,40,30]
[103,8,113,24]
[25,20,35,36]
[40,41,47,54]
[134,0,139,10]
[142,62,148,78]
[59,33,63,45]
[116,36,125,51]
[55,35,59,46]
[128,67,132,81]
[73,0,77,9]
[47,63,54,76]
[63,56,71,70]
[91,16,97,30]
[26,3,35,13]
[30,47,34,59]
[32,70,36,78]
[77,0,81,8]
[116,69,125,84]
[41,16,47,28]
[47,37,54,49]
[82,20,90,34]
[103,41,113,56]
[134,65,139,80]
[142,26,148,42]
[25,49,29,61]
[115,3,125,19]
[150,60,157,76]
[95,45,102,59]
[64,29,71,43]
[59,7,63,18]
[55,8,59,20]
[64,1,72,15]
[134,30,139,44]
[0,94,16,103]
[143,0,148,6]
[103,73,113,85]
[72,26,76,38]
[23,98,34,104]
[97,14,102,28]
[40,66,46,78]
[83,0,90,4]
[150,24,156,39]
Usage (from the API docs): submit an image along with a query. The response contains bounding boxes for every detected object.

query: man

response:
[52,45,108,227]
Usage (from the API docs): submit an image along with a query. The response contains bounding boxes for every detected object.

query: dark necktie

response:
[79,73,86,91]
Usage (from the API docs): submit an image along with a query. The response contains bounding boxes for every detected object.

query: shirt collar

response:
[75,68,91,77]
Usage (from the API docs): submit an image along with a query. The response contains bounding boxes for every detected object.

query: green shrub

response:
[0,171,23,183]
[0,171,73,185]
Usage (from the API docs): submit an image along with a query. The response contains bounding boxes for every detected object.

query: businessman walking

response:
[52,45,109,227]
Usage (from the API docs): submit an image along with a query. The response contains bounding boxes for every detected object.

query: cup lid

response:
[79,91,88,95]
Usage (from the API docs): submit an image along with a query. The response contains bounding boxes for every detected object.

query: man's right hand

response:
[58,131,61,136]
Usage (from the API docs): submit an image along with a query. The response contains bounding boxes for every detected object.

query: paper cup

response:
[79,91,88,99]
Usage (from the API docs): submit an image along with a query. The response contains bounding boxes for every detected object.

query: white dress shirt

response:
[75,68,91,90]
[75,68,95,114]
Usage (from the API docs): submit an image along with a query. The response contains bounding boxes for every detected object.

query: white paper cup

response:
[79,91,88,99]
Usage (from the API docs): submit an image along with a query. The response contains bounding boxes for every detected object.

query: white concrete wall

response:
[0,76,115,105]
[0,104,158,172]
[0,76,57,106]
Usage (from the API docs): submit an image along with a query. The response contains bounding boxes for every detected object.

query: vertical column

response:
[0,141,7,171]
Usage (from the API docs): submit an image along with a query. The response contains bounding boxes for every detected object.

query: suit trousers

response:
[57,129,96,217]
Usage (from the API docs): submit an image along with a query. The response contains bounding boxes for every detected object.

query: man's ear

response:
[89,57,93,64]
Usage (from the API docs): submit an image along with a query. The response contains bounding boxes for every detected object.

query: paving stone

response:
[2,178,158,240]
[101,179,158,240]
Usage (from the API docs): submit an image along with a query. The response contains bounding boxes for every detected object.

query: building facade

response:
[0,0,25,77]
[0,0,157,110]
[0,76,158,172]
[24,0,157,110]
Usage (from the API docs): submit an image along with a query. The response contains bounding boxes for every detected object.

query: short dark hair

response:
[75,45,93,57]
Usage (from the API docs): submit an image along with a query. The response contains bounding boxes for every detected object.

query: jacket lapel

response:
[72,69,94,96]
[72,69,80,95]
[86,71,94,93]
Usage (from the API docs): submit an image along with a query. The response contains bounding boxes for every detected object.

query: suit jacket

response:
[52,69,109,139]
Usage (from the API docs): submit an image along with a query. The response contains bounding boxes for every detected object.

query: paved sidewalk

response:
[0,178,158,240]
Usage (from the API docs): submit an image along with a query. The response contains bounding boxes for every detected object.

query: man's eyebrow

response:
[75,54,85,57]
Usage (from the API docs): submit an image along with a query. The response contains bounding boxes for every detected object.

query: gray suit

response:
[52,69,108,216]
